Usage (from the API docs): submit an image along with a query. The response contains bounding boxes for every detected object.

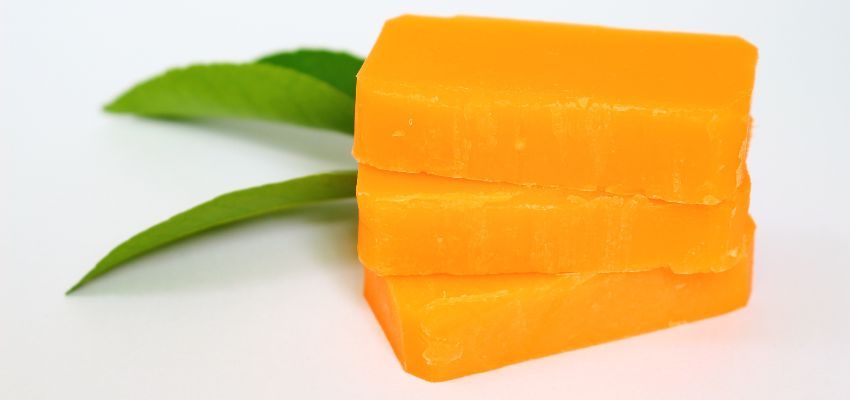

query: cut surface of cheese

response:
[353,15,758,204]
[364,223,753,381]
[357,164,750,276]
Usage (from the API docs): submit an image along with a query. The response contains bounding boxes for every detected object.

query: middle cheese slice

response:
[357,163,750,276]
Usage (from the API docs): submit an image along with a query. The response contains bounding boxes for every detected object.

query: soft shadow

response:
[70,200,360,297]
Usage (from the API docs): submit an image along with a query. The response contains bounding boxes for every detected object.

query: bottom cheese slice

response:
[364,219,753,382]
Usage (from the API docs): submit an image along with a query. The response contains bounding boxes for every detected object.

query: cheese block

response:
[364,219,754,381]
[353,15,757,204]
[357,164,750,276]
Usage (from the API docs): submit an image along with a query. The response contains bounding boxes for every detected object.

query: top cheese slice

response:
[353,15,757,204]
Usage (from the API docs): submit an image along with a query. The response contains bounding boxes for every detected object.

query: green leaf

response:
[67,170,358,294]
[257,49,363,98]
[105,63,354,133]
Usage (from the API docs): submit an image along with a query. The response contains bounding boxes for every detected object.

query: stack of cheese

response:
[353,15,757,382]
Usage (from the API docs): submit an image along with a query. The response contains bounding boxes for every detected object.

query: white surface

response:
[2,0,849,398]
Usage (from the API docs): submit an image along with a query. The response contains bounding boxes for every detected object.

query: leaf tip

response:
[65,282,82,295]
[66,273,94,295]
[103,97,126,114]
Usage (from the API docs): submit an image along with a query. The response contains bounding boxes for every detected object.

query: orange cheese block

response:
[353,15,758,205]
[364,220,753,381]
[357,164,750,276]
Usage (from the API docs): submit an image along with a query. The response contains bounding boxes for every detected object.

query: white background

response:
[2,0,849,398]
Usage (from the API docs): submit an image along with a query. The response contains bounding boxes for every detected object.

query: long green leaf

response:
[105,63,354,133]
[67,171,358,294]
[257,49,363,98]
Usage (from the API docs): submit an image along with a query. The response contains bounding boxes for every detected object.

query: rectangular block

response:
[357,164,750,276]
[364,222,753,381]
[354,15,758,204]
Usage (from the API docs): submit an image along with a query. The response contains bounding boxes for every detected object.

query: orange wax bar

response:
[353,15,758,204]
[357,164,750,276]
[365,221,753,381]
